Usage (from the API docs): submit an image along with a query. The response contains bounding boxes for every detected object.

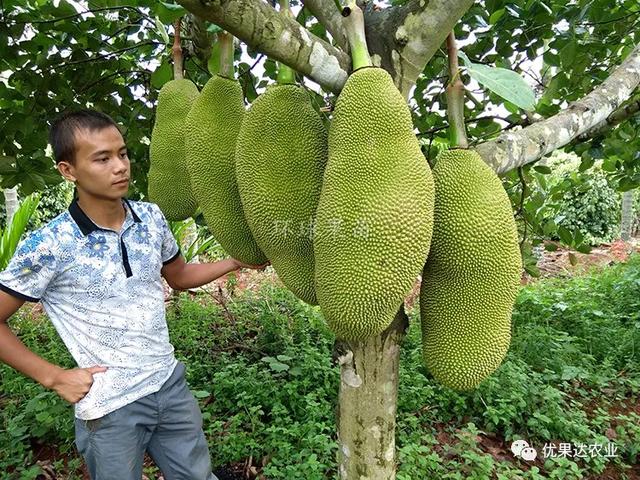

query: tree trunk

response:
[4,187,18,224]
[620,190,634,241]
[336,307,408,480]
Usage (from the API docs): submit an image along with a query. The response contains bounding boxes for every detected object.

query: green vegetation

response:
[235,84,327,305]
[148,78,200,221]
[314,67,435,340]
[0,194,40,270]
[420,149,522,391]
[1,256,639,478]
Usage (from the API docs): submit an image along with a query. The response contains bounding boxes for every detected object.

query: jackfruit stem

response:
[172,18,184,80]
[218,32,235,79]
[343,1,371,70]
[277,63,296,85]
[446,32,468,148]
[277,0,296,85]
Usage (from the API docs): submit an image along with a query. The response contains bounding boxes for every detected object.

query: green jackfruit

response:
[148,79,199,221]
[420,149,522,391]
[236,85,327,304]
[314,67,435,340]
[185,75,267,265]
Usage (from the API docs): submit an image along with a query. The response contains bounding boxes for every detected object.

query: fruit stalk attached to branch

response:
[218,31,235,79]
[172,18,184,80]
[446,32,468,149]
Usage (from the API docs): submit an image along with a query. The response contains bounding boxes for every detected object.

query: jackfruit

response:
[419,149,522,391]
[235,84,327,304]
[148,79,199,221]
[185,75,267,265]
[314,67,435,340]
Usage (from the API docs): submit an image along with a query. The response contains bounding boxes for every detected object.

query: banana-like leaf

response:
[0,194,40,270]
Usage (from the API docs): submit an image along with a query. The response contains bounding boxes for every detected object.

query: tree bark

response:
[387,0,475,98]
[302,0,349,51]
[336,308,408,480]
[620,190,634,241]
[176,0,350,93]
[177,0,475,96]
[4,187,18,225]
[475,44,640,175]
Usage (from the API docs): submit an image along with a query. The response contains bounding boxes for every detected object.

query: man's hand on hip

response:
[51,366,108,403]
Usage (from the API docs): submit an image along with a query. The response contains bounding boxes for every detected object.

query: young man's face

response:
[58,126,130,201]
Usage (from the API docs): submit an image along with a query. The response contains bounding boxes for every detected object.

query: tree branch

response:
[176,0,350,93]
[475,44,640,175]
[302,0,348,50]
[575,95,640,143]
[382,0,475,97]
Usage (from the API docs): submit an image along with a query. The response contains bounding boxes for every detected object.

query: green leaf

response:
[533,165,552,174]
[155,2,187,23]
[151,62,172,89]
[269,362,290,372]
[0,194,40,270]
[192,390,211,399]
[559,40,578,68]
[524,263,541,277]
[458,51,536,110]
[0,156,17,175]
[601,157,618,172]
[557,225,573,245]
[575,244,592,254]
[206,24,223,34]
[489,8,506,24]
[568,252,578,266]
[617,177,639,192]
[578,156,594,172]
[155,17,170,45]
[276,355,293,362]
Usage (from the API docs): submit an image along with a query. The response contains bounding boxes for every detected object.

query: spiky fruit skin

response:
[185,75,267,265]
[235,85,327,304]
[314,67,435,340]
[148,79,199,221]
[420,149,522,391]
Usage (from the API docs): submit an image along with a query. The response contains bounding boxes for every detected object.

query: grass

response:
[0,256,639,479]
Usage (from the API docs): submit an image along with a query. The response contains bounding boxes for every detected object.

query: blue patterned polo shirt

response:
[0,199,181,420]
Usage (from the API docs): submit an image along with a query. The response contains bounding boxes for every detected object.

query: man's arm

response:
[161,256,268,291]
[0,290,106,403]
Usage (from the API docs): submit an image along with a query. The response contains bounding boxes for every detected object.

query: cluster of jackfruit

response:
[147,38,522,392]
[148,79,199,221]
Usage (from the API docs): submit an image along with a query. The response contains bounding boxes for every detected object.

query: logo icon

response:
[511,440,538,461]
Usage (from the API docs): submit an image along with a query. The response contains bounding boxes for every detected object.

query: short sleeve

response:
[152,205,180,265]
[0,230,58,302]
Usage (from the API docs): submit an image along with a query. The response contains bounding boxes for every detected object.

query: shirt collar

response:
[69,198,142,236]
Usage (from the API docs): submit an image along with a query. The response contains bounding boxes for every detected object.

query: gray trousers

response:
[75,362,218,480]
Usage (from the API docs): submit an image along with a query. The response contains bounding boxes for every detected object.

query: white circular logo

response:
[511,439,529,457]
[521,447,537,461]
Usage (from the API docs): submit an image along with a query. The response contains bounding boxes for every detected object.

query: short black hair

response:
[49,109,121,164]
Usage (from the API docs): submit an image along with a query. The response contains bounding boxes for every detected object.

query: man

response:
[0,109,266,479]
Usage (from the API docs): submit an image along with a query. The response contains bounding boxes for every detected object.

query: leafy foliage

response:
[0,1,210,199]
[168,216,220,263]
[2,259,640,477]
[0,193,39,270]
[552,169,621,245]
